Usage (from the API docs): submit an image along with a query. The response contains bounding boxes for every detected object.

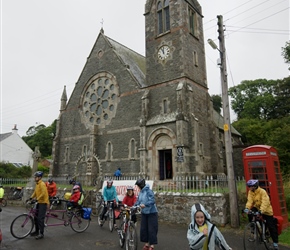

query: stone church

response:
[51,0,241,185]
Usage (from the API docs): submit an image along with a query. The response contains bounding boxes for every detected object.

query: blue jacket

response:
[134,184,158,214]
[102,185,119,202]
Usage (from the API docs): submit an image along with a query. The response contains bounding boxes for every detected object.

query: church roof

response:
[212,110,241,136]
[106,36,146,88]
[0,132,12,142]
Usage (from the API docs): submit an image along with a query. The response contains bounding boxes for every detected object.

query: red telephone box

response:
[243,145,288,230]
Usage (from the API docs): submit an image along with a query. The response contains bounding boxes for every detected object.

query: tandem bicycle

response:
[10,199,91,239]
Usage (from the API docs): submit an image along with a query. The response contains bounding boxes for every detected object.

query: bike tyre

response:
[10,214,34,239]
[109,208,114,232]
[243,222,257,250]
[263,227,273,250]
[119,222,125,248]
[70,213,90,233]
[125,222,138,250]
[1,199,7,207]
[97,205,105,227]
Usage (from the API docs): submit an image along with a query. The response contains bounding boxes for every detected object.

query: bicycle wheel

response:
[118,222,125,248]
[10,214,34,239]
[97,205,105,226]
[108,208,114,232]
[1,199,7,207]
[70,213,90,233]
[91,195,102,217]
[263,227,274,250]
[125,222,138,250]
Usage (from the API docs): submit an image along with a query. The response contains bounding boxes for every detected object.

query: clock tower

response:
[144,0,207,88]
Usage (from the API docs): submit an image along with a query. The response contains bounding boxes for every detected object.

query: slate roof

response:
[212,109,241,136]
[106,36,146,88]
[0,132,12,142]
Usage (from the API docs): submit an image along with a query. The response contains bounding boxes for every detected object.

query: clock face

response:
[158,45,170,60]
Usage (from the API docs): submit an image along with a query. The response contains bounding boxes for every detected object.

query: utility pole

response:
[217,15,239,228]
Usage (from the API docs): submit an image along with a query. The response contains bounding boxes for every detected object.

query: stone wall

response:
[14,187,230,226]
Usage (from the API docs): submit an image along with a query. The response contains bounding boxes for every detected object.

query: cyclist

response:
[100,179,119,229]
[187,203,232,250]
[67,185,84,210]
[46,178,57,199]
[244,179,279,250]
[29,171,49,240]
[69,179,83,193]
[0,185,4,204]
[122,186,137,223]
[134,178,158,250]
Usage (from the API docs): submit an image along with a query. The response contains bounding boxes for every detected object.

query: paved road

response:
[0,206,289,250]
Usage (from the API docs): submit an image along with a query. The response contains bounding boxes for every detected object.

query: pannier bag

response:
[274,216,283,235]
[82,207,92,220]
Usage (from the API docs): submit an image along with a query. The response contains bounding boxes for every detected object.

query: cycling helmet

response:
[127,186,134,190]
[246,179,259,188]
[34,171,43,177]
[107,178,113,187]
[69,179,75,185]
[73,185,80,190]
[135,179,146,190]
[48,178,53,184]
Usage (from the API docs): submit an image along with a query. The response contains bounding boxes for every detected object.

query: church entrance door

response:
[159,149,172,180]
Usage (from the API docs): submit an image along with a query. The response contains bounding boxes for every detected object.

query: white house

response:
[0,125,33,167]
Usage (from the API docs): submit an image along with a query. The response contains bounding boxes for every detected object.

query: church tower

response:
[145,0,207,87]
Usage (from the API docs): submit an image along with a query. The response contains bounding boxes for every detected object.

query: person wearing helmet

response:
[100,179,119,228]
[245,179,279,250]
[0,185,4,204]
[69,179,83,193]
[187,203,232,250]
[67,185,83,210]
[30,171,49,240]
[134,179,158,250]
[45,178,57,199]
[122,186,137,223]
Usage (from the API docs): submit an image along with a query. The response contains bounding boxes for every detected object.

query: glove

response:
[244,208,249,213]
[26,198,32,203]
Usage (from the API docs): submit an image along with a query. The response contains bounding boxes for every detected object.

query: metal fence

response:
[0,175,246,194]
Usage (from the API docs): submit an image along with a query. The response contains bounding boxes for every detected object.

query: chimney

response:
[12,124,18,134]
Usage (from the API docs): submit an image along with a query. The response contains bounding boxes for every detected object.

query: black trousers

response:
[140,212,158,245]
[34,203,47,235]
[100,200,116,225]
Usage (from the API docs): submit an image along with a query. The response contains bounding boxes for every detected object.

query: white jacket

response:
[187,203,232,250]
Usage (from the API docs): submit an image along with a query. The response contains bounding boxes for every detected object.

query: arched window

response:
[157,0,170,35]
[107,142,112,161]
[129,139,136,159]
[82,145,87,160]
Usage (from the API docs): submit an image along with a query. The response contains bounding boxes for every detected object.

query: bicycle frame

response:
[10,200,90,239]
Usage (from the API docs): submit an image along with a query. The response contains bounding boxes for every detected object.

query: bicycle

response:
[0,197,7,207]
[7,187,23,200]
[91,193,103,217]
[117,205,140,250]
[97,200,115,232]
[10,199,90,239]
[243,209,273,250]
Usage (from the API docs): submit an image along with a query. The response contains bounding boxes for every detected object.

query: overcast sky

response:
[1,0,289,136]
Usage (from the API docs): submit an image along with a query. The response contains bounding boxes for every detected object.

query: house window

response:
[157,0,170,35]
[189,7,199,37]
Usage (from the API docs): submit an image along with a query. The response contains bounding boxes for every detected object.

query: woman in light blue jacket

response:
[187,203,232,250]
[134,179,158,250]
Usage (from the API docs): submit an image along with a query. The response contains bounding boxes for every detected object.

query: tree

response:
[211,94,222,114]
[282,41,290,69]
[22,120,57,158]
[228,78,290,120]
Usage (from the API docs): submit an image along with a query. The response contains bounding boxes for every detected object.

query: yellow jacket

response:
[31,179,49,204]
[0,187,4,198]
[246,186,273,216]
